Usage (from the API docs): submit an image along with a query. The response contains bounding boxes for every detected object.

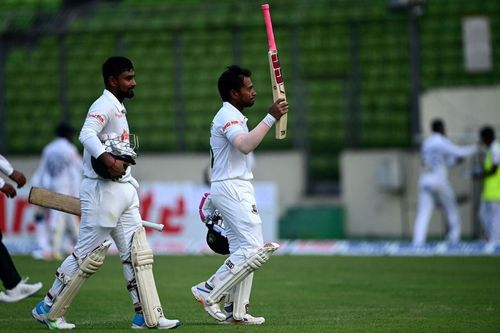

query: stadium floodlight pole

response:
[408,6,423,147]
[388,0,424,147]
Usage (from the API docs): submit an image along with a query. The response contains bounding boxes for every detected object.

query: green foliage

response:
[2,255,500,332]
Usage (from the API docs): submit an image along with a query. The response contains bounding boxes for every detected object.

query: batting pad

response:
[132,227,163,328]
[206,242,279,306]
[233,273,254,320]
[49,240,112,320]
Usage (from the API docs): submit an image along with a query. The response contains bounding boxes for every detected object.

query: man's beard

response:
[118,89,134,100]
[244,100,255,107]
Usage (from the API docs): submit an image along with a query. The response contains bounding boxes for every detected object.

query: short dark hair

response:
[217,65,251,102]
[102,56,134,85]
[480,125,495,143]
[431,118,444,133]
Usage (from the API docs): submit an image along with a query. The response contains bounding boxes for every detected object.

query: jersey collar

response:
[223,101,247,122]
[103,89,127,114]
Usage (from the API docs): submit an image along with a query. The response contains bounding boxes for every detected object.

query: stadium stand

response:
[1,0,500,194]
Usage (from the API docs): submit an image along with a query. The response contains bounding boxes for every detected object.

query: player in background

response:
[32,56,180,330]
[0,154,43,303]
[191,65,287,324]
[31,122,82,261]
[412,119,478,246]
[476,126,500,242]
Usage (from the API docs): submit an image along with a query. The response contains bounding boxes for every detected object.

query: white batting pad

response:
[132,227,163,328]
[206,242,279,305]
[49,240,112,320]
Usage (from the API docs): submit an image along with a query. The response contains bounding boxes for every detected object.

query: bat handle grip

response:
[262,4,277,51]
[141,220,164,232]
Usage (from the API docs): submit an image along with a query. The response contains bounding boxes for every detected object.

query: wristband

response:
[262,114,276,127]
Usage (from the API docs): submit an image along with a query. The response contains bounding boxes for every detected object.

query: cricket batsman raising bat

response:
[262,3,288,140]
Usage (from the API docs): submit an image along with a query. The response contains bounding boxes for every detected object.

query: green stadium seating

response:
[2,0,500,192]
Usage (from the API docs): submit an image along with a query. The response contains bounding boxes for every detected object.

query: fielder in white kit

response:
[191,65,288,324]
[32,57,180,330]
[31,122,82,261]
[412,119,477,246]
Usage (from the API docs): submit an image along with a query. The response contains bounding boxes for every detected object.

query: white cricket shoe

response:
[221,313,266,325]
[32,300,76,330]
[131,313,181,330]
[191,282,226,321]
[221,303,265,325]
[0,277,42,303]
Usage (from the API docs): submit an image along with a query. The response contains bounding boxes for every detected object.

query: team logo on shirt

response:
[222,120,239,132]
[87,114,105,123]
[251,204,259,215]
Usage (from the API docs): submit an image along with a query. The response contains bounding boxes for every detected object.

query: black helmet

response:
[206,224,229,255]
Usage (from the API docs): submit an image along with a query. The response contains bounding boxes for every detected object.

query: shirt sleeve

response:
[0,154,14,176]
[219,113,245,143]
[440,138,477,158]
[79,103,110,158]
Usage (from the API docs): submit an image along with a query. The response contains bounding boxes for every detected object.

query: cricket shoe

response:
[131,313,181,330]
[32,300,75,330]
[191,281,226,321]
[221,303,265,325]
[221,313,266,325]
[0,277,42,303]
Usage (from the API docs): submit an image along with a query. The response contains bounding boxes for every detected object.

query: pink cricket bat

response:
[262,3,288,140]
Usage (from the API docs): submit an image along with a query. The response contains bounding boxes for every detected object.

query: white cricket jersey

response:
[31,137,82,196]
[79,89,137,185]
[210,102,254,182]
[0,154,14,188]
[421,133,477,177]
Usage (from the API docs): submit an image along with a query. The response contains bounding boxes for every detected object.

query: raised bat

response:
[28,187,164,232]
[262,3,288,140]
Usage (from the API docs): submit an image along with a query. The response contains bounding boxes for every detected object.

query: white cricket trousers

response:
[45,178,142,306]
[413,173,461,246]
[210,179,264,279]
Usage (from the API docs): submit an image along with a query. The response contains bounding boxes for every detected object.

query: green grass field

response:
[1,255,500,332]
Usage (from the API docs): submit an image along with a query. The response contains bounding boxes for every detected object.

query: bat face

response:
[268,50,288,139]
[270,52,286,97]
[271,53,284,85]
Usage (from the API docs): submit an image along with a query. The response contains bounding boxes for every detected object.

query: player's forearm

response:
[232,120,273,154]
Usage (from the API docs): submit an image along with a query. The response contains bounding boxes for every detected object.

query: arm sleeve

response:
[79,108,109,158]
[223,120,246,143]
[0,178,5,188]
[0,154,14,176]
[441,139,477,159]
